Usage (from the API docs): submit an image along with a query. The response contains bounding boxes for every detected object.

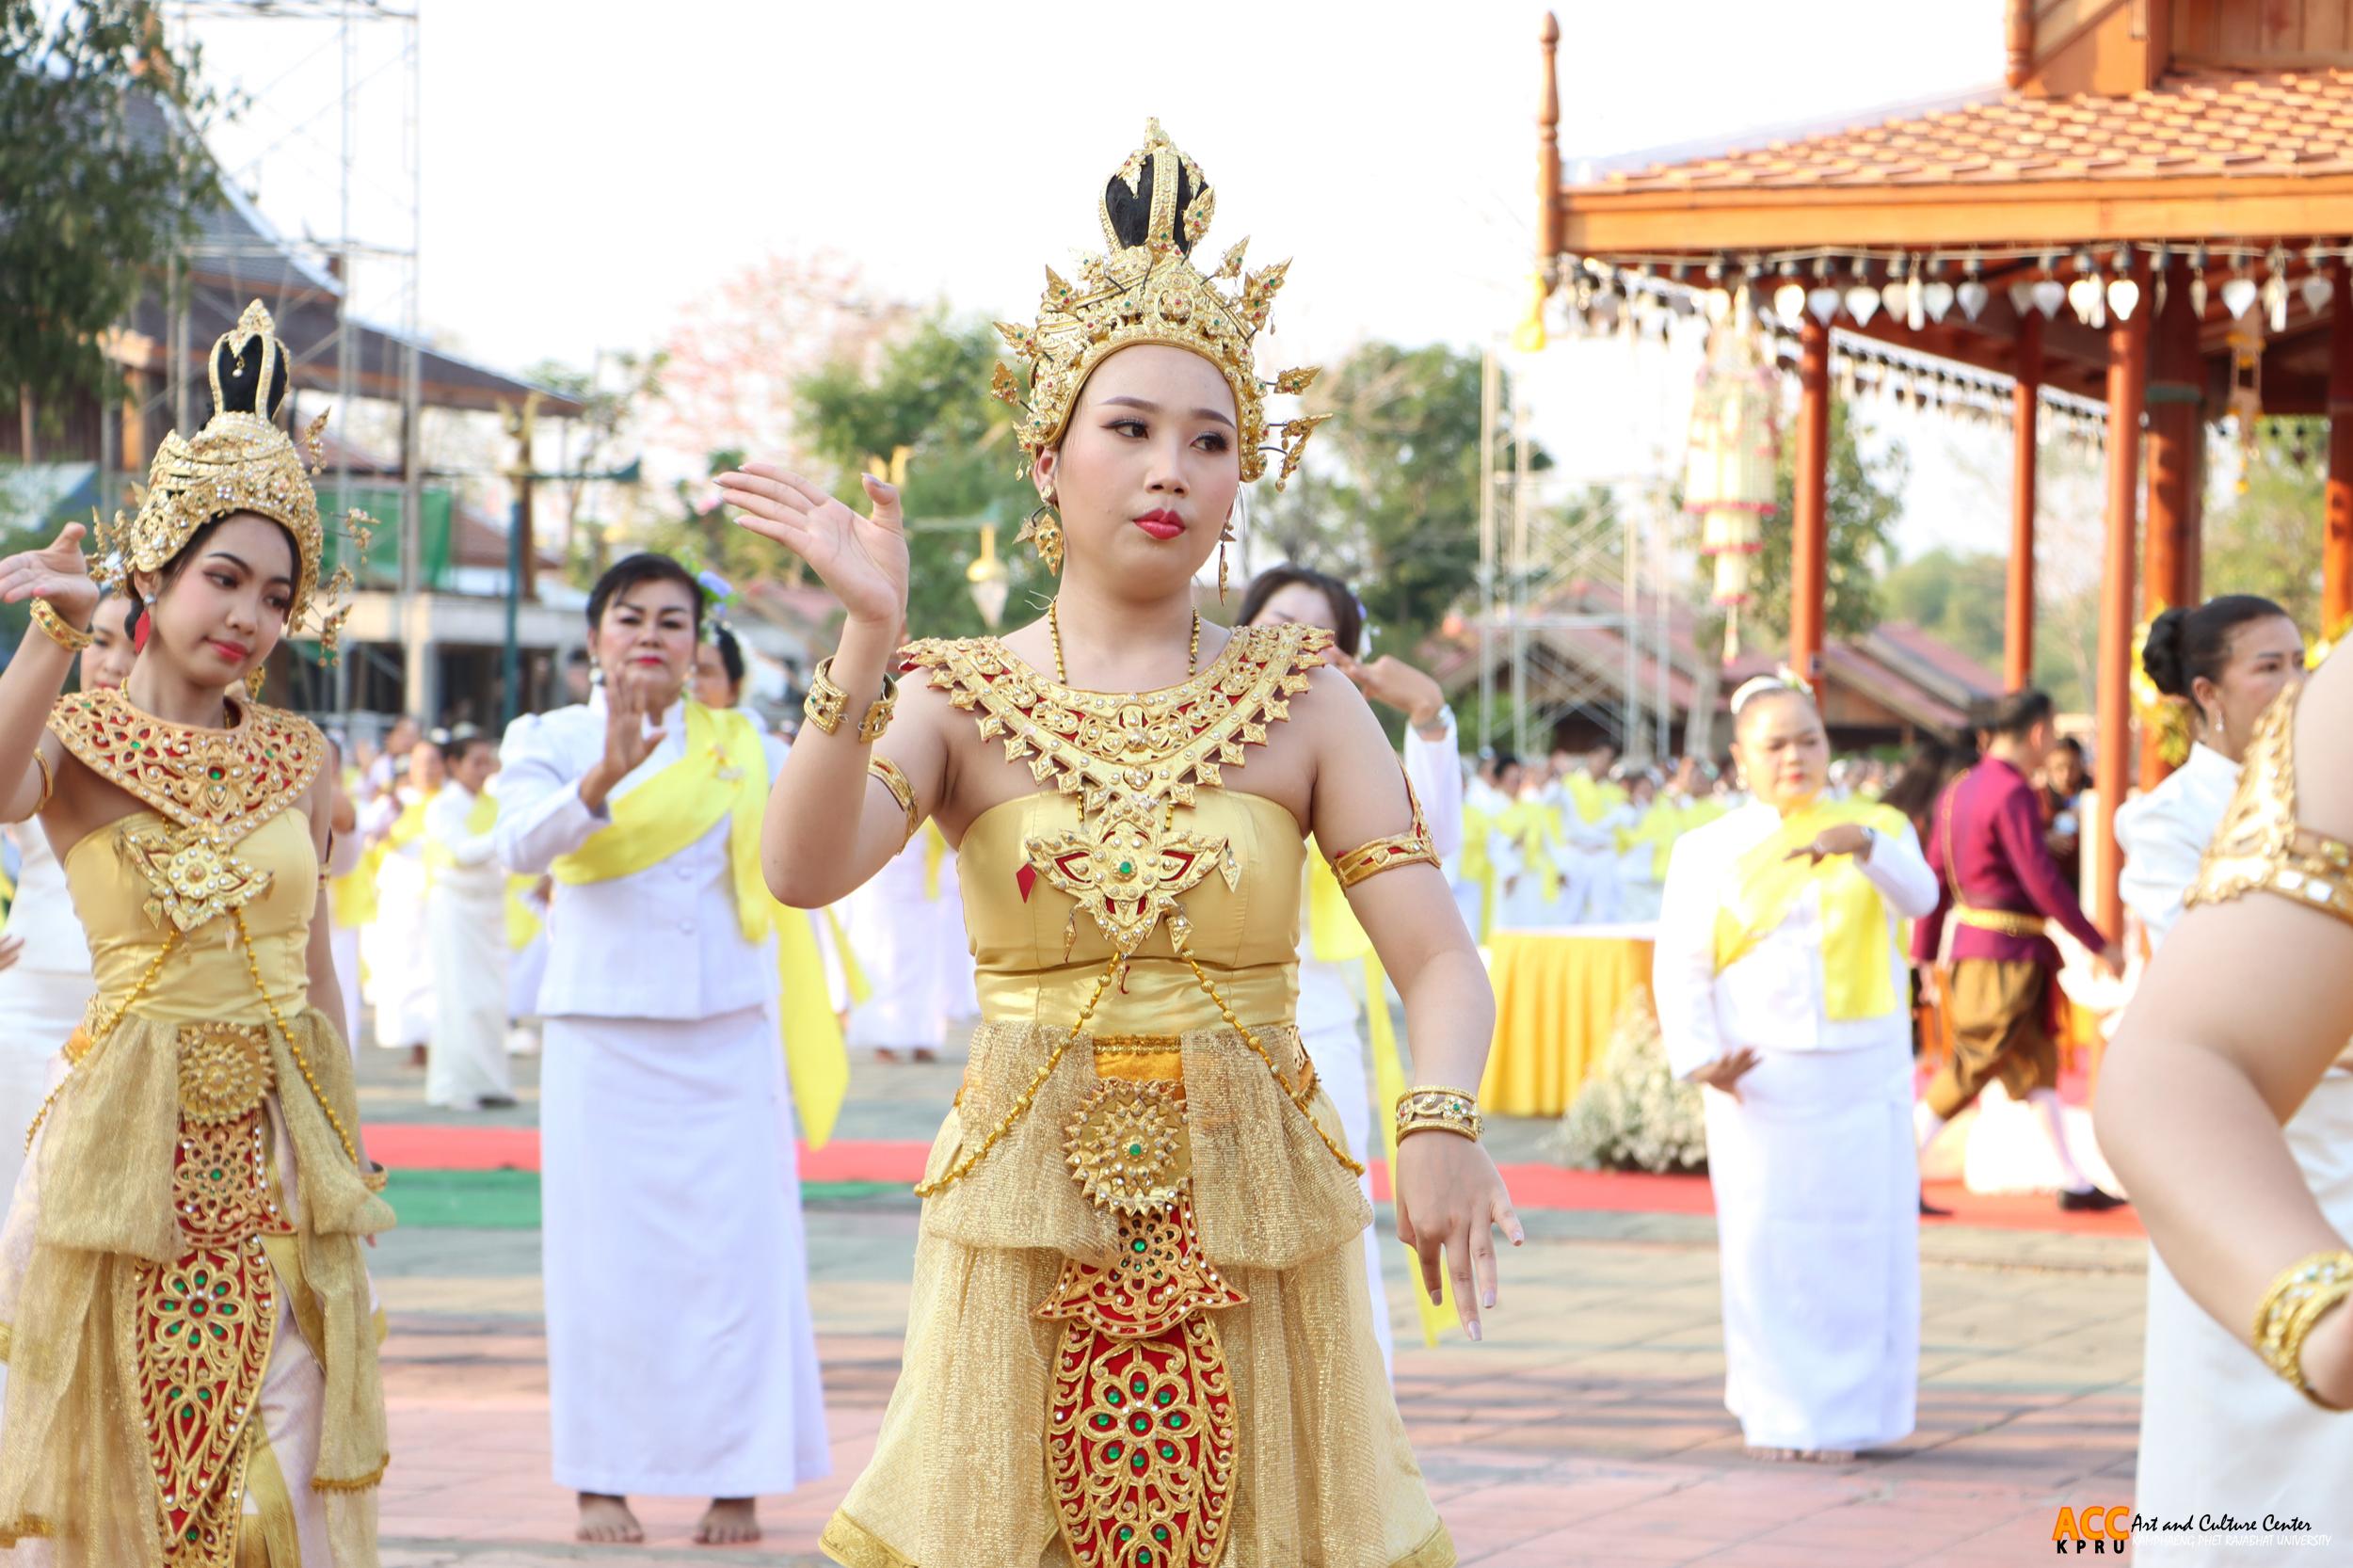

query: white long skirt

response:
[539,1005,830,1496]
[840,877,949,1051]
[1299,1014,1396,1373]
[364,856,433,1050]
[2134,1071,2353,1564]
[0,969,87,1208]
[328,924,361,1061]
[1701,1038,1919,1451]
[425,885,512,1110]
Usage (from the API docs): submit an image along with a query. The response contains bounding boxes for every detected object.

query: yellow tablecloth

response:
[1480,924,1658,1117]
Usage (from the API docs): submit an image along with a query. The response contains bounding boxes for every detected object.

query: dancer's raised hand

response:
[0,523,95,624]
[717,465,907,628]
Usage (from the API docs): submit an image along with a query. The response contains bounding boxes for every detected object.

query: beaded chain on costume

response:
[903,621,1346,1567]
[44,691,343,1560]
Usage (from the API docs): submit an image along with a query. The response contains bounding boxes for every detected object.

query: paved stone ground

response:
[357,1043,2152,1566]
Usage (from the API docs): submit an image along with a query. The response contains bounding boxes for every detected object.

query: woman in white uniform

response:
[1655,676,1939,1460]
[1241,564,1465,1368]
[2114,595,2329,1566]
[424,727,517,1111]
[0,593,134,1200]
[493,552,826,1547]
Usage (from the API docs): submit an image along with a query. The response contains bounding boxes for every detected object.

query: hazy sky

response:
[184,0,2019,559]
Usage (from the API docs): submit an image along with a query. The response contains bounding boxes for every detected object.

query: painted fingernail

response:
[1467,1321,1482,1342]
[1482,1288,1496,1308]
[1430,1289,1442,1305]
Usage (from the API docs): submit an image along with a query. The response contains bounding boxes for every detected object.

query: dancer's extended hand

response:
[1395,1131,1522,1342]
[716,465,908,630]
[0,523,95,624]
[581,664,670,812]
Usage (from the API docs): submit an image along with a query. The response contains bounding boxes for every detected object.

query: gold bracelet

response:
[2254,1249,2353,1407]
[361,1162,391,1193]
[28,599,92,653]
[803,659,851,735]
[856,671,899,744]
[1396,1084,1482,1144]
[868,756,920,844]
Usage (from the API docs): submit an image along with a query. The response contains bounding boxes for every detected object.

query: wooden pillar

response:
[2142,257,2201,787]
[2329,259,2353,637]
[2006,312,2041,689]
[1790,313,1832,682]
[2094,261,2149,940]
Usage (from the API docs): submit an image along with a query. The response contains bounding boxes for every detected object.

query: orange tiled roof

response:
[1593,70,2353,192]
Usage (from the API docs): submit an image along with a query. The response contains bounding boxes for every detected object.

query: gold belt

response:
[1954,906,2046,937]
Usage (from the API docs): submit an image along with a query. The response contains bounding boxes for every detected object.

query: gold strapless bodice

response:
[63,808,315,1026]
[961,788,1304,1033]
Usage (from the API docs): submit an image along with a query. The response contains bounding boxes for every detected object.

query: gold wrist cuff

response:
[868,756,920,844]
[28,599,92,653]
[360,1162,390,1193]
[2255,1248,2353,1407]
[1395,1084,1482,1144]
[804,657,898,742]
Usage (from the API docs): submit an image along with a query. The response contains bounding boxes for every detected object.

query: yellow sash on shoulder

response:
[1711,799,1909,1021]
[1460,806,1499,943]
[1306,847,1449,1348]
[1500,800,1561,904]
[550,702,851,1147]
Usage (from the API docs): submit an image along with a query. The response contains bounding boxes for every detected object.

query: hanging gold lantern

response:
[1683,292,1781,662]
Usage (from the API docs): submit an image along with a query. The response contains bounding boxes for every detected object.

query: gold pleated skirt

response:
[821,1020,1455,1568]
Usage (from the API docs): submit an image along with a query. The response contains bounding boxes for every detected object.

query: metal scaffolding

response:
[162,0,423,715]
[1474,347,1680,765]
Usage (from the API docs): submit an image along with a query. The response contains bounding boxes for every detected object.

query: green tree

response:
[2,2,224,435]
[1880,545,2087,709]
[1734,397,1904,649]
[2205,417,2325,631]
[1273,343,1513,656]
[790,312,1041,640]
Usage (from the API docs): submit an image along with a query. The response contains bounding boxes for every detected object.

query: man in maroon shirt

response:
[1914,690,2128,1212]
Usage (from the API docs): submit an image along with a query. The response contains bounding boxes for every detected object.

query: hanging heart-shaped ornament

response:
[1704,287,1733,323]
[1957,280,1989,321]
[1774,281,1807,322]
[2031,280,2066,318]
[2191,273,2209,315]
[2106,277,2141,321]
[1881,279,1910,322]
[2066,274,2104,324]
[1846,285,1881,325]
[2265,274,2289,332]
[2304,273,2336,315]
[1923,280,1956,322]
[1808,287,1842,326]
[2008,281,2036,317]
[2221,276,2258,318]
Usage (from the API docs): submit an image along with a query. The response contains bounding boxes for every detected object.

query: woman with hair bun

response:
[2112,594,2329,1563]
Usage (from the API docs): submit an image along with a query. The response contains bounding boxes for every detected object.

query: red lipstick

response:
[1133,508,1184,541]
[208,638,250,664]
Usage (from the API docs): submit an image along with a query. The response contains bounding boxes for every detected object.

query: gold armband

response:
[2254,1249,2353,1407]
[803,657,898,743]
[2188,683,2353,930]
[1331,775,1439,888]
[868,756,920,844]
[28,599,92,653]
[30,750,54,814]
[1395,1085,1482,1144]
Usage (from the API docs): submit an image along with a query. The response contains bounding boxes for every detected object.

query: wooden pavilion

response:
[1536,0,2353,929]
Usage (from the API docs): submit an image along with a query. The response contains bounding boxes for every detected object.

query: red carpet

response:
[363,1124,2142,1236]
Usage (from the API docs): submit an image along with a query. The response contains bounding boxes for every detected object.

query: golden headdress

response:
[93,299,368,662]
[992,120,1328,496]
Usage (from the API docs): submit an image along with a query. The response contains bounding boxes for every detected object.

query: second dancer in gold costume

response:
[0,303,392,1566]
[722,121,1513,1568]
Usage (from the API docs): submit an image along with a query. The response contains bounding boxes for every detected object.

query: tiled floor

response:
[351,1039,2155,1565]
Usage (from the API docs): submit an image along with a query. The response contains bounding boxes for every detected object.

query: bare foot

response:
[576,1493,643,1544]
[1743,1445,1854,1464]
[696,1496,761,1544]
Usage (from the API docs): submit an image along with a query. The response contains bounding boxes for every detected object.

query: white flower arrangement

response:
[1553,993,1709,1174]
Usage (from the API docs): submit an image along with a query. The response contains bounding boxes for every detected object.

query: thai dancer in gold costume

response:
[720,121,1516,1568]
[0,302,392,1566]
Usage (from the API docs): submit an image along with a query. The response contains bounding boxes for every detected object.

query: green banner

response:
[318,485,454,591]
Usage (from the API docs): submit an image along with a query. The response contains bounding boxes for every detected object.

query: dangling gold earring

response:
[1218,517,1235,603]
[245,666,266,702]
[1018,496,1064,575]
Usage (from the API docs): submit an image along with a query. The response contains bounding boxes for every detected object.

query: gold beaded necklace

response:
[1047,599,1201,686]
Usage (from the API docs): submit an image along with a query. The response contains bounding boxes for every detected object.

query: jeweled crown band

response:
[1396,1085,1482,1144]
